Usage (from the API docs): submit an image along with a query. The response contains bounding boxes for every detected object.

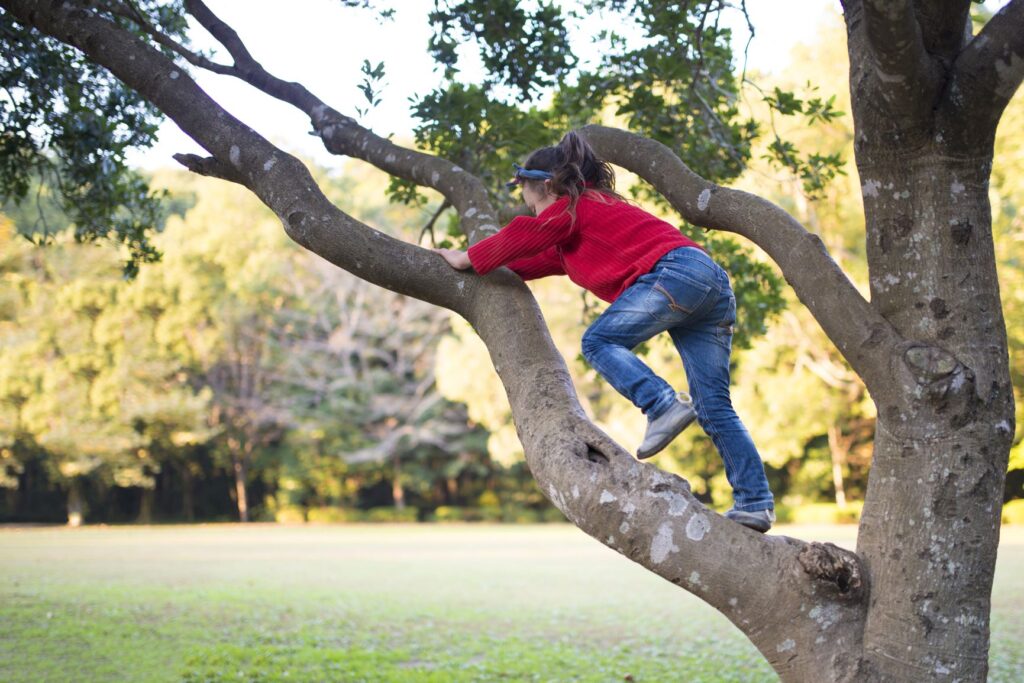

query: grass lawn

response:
[1,523,1022,682]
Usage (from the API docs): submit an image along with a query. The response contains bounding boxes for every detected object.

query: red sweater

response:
[467,193,702,302]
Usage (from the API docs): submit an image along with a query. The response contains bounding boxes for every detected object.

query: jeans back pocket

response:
[643,267,714,324]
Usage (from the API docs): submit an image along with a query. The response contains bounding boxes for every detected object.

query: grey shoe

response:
[725,508,775,533]
[636,393,697,459]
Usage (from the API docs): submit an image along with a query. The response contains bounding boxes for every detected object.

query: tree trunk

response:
[827,425,849,509]
[136,487,154,524]
[66,478,84,527]
[853,143,1013,680]
[233,456,249,523]
[392,455,405,511]
[182,461,195,522]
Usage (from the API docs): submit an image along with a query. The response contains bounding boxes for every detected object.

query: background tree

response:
[1,1,1022,681]
[0,214,212,525]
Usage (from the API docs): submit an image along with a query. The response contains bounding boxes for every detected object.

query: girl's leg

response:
[581,270,681,419]
[668,285,774,512]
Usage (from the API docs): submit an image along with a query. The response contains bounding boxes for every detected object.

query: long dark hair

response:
[521,131,624,216]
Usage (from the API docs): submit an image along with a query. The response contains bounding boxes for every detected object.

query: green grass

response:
[1,524,1022,682]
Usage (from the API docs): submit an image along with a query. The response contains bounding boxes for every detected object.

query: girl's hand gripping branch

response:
[432,248,472,271]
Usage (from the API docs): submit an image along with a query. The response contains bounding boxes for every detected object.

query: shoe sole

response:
[636,410,697,459]
[725,512,773,533]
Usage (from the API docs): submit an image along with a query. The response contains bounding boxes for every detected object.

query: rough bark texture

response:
[5,0,1022,680]
[845,2,1017,675]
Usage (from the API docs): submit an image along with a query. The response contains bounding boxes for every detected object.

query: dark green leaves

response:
[761,84,846,197]
[0,4,190,277]
[428,0,575,101]
[355,60,386,119]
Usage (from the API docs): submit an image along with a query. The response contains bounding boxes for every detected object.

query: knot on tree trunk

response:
[797,542,865,600]
[901,343,974,404]
[903,344,958,381]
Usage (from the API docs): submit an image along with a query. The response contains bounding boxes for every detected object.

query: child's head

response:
[513,131,621,214]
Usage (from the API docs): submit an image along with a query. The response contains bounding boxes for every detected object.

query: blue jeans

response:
[580,247,774,512]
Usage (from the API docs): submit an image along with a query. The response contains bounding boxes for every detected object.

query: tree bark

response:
[842,3,1018,678]
[848,146,1012,682]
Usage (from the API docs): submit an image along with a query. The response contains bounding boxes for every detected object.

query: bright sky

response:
[126,0,1007,171]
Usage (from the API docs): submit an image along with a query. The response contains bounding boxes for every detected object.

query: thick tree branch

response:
[951,0,1024,132]
[858,0,940,125]
[579,124,902,401]
[181,0,498,243]
[913,0,972,63]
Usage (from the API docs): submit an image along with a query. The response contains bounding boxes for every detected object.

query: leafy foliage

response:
[0,2,195,276]
[428,0,576,100]
[354,59,386,120]
[759,83,846,197]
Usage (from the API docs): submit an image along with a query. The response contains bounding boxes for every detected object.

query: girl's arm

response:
[432,246,565,280]
[466,208,573,275]
[507,247,565,280]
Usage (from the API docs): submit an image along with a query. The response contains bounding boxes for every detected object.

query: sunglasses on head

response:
[505,163,553,189]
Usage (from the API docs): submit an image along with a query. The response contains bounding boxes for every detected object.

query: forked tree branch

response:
[951,0,1024,134]
[579,125,904,402]
[858,0,940,125]
[912,0,972,63]
[181,0,500,244]
[101,0,236,74]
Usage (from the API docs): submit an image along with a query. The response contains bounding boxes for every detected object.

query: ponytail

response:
[520,130,623,219]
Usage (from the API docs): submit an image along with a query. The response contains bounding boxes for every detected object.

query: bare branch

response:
[419,199,451,247]
[103,0,236,74]
[579,124,902,400]
[182,0,498,243]
[345,422,462,465]
[951,0,1024,131]
[859,0,940,124]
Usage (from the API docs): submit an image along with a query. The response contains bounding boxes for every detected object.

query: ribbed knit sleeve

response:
[467,201,574,276]
[507,247,565,280]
